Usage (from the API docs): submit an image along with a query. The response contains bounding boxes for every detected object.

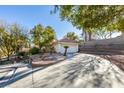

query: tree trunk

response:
[39,44,42,51]
[122,32,124,36]
[88,31,92,41]
[110,31,112,38]
[82,29,88,42]
[0,56,2,63]
[7,54,10,61]
[84,31,87,42]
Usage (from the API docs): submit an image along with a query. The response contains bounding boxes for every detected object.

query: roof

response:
[58,38,78,43]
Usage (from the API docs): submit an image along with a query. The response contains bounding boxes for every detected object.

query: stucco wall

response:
[83,35,124,46]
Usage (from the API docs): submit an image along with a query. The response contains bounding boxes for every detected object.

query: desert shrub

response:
[29,47,40,55]
[18,51,29,58]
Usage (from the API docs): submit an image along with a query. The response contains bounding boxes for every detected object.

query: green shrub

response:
[18,51,29,58]
[29,47,40,55]
[64,46,69,56]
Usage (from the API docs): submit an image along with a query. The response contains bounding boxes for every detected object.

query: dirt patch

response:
[100,54,124,71]
[80,50,124,71]
[31,53,66,67]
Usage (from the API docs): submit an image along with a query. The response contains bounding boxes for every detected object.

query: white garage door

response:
[60,44,78,53]
[67,45,78,53]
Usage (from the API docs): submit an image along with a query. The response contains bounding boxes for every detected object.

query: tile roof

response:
[58,38,78,43]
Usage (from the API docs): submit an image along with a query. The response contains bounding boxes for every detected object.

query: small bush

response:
[64,46,69,49]
[29,47,40,55]
[64,46,69,56]
[18,51,29,58]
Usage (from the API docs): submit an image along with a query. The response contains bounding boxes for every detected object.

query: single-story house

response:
[54,38,79,54]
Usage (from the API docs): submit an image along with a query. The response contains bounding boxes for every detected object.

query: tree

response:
[0,49,2,61]
[115,17,124,35]
[64,32,78,40]
[54,6,124,41]
[30,24,44,50]
[42,26,56,52]
[31,25,56,53]
[0,26,6,60]
[93,28,117,39]
[0,23,29,60]
[10,24,29,57]
[0,26,13,60]
[0,31,13,60]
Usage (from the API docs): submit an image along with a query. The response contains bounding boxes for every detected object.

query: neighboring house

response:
[54,38,79,54]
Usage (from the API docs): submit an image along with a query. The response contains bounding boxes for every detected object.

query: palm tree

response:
[64,32,78,40]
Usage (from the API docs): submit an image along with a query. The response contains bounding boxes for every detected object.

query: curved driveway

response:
[7,53,124,88]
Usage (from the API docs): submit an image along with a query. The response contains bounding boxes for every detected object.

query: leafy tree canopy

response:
[56,6,124,31]
[64,32,78,40]
[54,6,124,41]
[0,23,29,60]
[31,24,56,52]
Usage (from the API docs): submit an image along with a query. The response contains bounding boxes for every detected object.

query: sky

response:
[0,5,82,39]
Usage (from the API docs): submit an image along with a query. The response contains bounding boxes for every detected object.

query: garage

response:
[54,38,79,54]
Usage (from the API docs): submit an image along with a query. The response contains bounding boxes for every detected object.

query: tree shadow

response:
[37,56,124,88]
[0,53,78,88]
[80,50,124,71]
[0,65,47,87]
[100,55,124,71]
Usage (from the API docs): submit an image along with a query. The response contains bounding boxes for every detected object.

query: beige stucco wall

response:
[84,35,124,46]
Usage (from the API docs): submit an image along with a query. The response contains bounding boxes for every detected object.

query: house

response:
[54,38,79,54]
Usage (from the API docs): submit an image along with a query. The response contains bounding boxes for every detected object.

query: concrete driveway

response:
[4,53,124,88]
